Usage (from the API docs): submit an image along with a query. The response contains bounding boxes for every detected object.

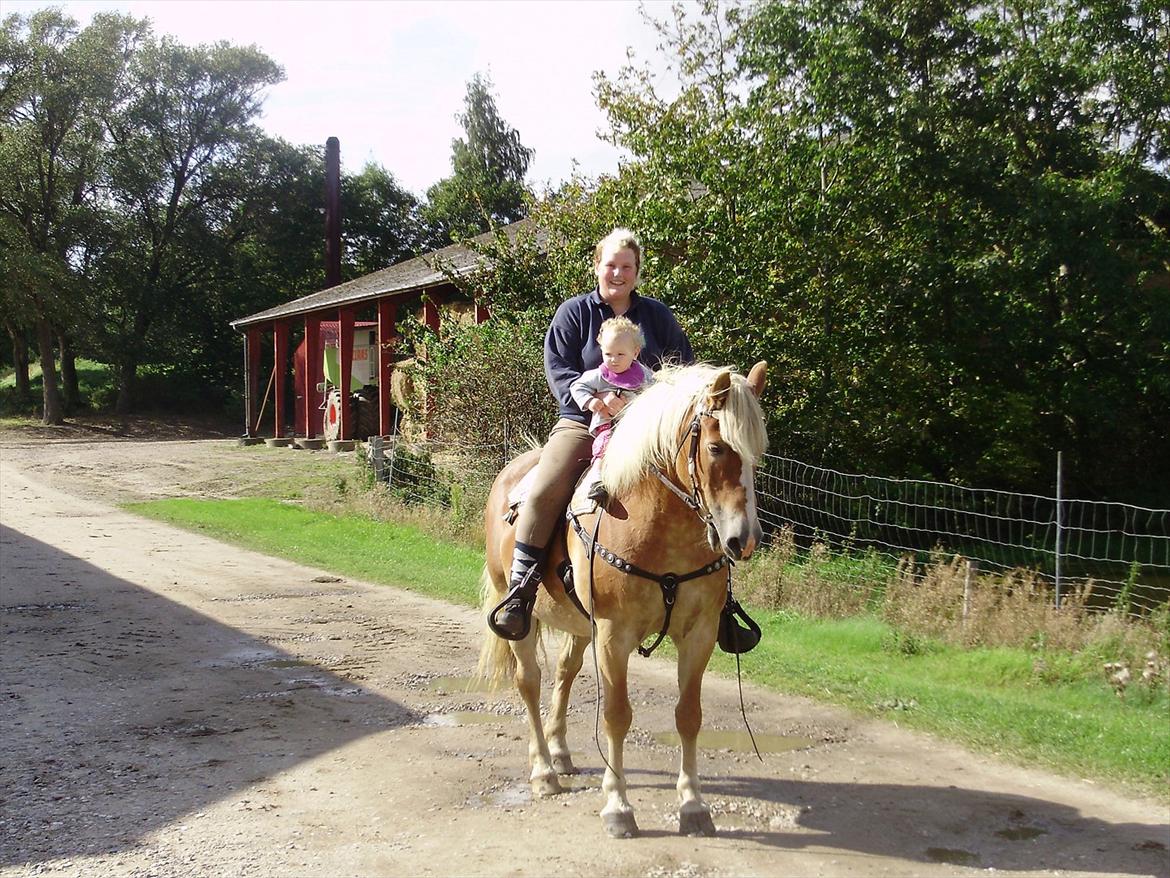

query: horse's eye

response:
[707,442,724,456]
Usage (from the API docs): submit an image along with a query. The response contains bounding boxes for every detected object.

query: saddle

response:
[503,460,601,524]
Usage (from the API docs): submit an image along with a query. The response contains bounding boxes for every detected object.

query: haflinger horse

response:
[478,361,768,838]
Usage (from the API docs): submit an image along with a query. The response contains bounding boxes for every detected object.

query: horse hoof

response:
[552,754,577,775]
[679,808,717,837]
[531,773,563,798]
[602,810,639,839]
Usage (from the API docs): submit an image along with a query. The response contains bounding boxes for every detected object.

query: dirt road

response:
[1,431,1167,877]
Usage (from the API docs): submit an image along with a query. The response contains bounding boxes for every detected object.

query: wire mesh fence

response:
[366,435,1170,620]
[759,457,1169,619]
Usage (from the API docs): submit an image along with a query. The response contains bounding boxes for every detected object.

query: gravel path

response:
[1,431,1166,877]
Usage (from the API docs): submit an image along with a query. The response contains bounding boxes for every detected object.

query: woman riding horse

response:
[488,227,692,641]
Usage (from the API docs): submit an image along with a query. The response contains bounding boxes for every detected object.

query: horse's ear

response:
[707,369,733,411]
[747,361,767,398]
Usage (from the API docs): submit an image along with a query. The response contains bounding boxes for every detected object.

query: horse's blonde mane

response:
[600,363,768,497]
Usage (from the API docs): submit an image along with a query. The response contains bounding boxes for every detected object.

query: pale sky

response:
[8,0,680,196]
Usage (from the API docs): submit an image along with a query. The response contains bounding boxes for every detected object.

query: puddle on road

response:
[652,729,816,753]
[422,711,511,727]
[553,775,598,791]
[926,848,981,866]
[3,602,84,613]
[424,675,501,695]
[198,647,281,668]
[996,826,1047,841]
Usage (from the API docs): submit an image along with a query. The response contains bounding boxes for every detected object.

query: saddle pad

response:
[568,461,603,517]
[504,462,600,521]
[505,464,539,511]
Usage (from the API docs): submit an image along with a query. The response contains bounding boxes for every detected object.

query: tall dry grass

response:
[740,527,1169,683]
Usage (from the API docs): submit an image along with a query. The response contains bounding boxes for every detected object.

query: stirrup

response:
[717,597,762,654]
[487,572,540,641]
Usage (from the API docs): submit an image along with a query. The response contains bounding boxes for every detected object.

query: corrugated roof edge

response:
[230,218,545,330]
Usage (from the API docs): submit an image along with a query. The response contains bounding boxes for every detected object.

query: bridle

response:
[653,408,721,536]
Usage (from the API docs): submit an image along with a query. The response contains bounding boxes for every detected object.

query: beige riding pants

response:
[513,418,593,549]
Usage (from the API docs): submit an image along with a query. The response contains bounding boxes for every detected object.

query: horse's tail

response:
[475,564,531,687]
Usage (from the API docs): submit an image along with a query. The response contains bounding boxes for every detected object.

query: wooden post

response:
[377,298,398,437]
[474,300,490,324]
[273,320,289,438]
[325,137,342,289]
[303,315,321,438]
[244,327,262,437]
[338,307,355,440]
[962,560,977,629]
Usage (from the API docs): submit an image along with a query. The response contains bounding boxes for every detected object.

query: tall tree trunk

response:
[115,357,137,417]
[58,331,79,414]
[5,322,31,402]
[36,316,63,425]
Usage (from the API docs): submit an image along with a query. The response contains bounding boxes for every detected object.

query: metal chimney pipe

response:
[325,136,342,288]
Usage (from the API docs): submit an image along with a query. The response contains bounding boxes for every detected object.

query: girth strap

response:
[567,510,728,657]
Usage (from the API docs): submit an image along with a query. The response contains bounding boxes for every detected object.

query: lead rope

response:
[586,509,619,780]
[728,564,763,763]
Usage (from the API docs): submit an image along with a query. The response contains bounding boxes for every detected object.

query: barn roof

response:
[230,219,545,330]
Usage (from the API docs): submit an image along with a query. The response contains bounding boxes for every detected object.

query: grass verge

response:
[128,496,1168,802]
[705,613,1168,800]
[127,497,484,607]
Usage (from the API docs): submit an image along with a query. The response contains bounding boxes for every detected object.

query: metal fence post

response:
[371,435,384,483]
[1055,451,1064,609]
[382,406,402,488]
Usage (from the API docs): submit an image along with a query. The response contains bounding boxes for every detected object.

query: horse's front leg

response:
[598,625,638,838]
[510,633,562,797]
[545,634,588,775]
[675,627,718,836]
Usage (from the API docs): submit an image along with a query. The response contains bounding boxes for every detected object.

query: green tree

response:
[343,161,429,276]
[425,74,533,242]
[0,9,142,422]
[588,0,1169,502]
[86,35,282,412]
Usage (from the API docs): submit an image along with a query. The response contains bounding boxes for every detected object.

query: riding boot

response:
[488,541,545,641]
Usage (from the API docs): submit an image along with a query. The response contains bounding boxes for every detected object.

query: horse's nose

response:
[725,536,744,560]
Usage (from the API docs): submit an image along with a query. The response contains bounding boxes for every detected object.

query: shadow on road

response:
[705,773,1169,874]
[0,524,413,867]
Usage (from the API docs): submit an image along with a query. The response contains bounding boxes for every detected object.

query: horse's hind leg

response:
[545,634,588,775]
[510,632,563,797]
[675,631,718,836]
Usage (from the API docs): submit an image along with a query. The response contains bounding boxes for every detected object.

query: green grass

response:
[1,357,112,407]
[708,614,1168,796]
[128,496,1169,801]
[127,497,484,607]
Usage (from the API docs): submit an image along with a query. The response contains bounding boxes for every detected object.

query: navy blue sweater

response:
[544,289,694,424]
